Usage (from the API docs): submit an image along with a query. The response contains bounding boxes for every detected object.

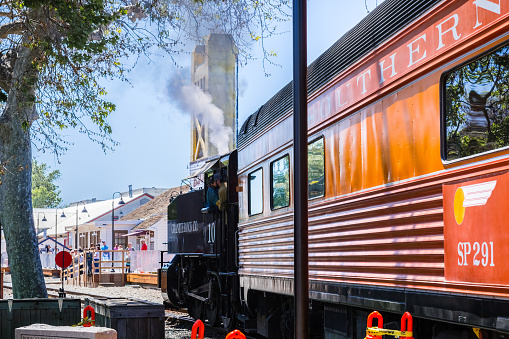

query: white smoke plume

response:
[168,73,233,154]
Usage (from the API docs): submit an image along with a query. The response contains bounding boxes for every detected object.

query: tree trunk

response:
[0,37,47,298]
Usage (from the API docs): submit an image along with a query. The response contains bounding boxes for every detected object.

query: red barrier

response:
[400,312,414,339]
[191,319,205,339]
[366,311,383,339]
[225,330,246,339]
[225,329,246,339]
[82,305,95,327]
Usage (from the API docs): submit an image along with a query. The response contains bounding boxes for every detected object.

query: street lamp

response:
[36,212,47,237]
[111,192,125,269]
[75,201,88,249]
[55,209,66,252]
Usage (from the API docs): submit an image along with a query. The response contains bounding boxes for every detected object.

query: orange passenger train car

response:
[237,0,509,337]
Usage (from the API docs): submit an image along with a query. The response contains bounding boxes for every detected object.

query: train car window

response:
[270,155,290,210]
[443,42,509,161]
[248,168,263,215]
[308,138,325,199]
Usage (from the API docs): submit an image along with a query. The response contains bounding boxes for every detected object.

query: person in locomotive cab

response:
[216,174,228,211]
[206,173,221,211]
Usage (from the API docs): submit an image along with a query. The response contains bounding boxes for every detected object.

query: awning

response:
[182,159,218,180]
[121,230,148,237]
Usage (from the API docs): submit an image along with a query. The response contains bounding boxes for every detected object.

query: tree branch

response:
[0,50,15,92]
[0,20,23,38]
[0,11,14,19]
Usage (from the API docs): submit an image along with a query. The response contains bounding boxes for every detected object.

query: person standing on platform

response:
[126,242,134,273]
[100,240,110,263]
[141,239,147,251]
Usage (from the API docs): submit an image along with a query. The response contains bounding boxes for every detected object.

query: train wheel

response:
[205,276,220,326]
[222,306,237,332]
[188,298,203,320]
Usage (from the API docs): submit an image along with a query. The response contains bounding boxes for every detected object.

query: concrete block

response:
[15,323,117,339]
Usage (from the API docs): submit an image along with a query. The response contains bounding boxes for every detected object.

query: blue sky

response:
[34,1,384,205]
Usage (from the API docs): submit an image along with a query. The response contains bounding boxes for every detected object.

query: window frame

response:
[308,136,325,200]
[114,230,128,249]
[248,167,264,216]
[270,154,291,210]
[440,39,509,164]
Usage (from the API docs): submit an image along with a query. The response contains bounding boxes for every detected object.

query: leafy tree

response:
[32,160,62,208]
[0,0,290,298]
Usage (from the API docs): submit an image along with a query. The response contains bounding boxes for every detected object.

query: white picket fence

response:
[40,252,56,268]
[1,251,7,267]
[129,250,174,273]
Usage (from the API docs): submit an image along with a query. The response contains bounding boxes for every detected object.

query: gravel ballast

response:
[2,274,227,339]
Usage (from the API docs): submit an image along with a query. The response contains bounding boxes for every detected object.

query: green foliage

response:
[31,159,63,208]
[10,0,291,157]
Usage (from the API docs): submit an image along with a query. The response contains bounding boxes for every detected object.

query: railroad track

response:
[166,313,262,339]
[3,282,113,299]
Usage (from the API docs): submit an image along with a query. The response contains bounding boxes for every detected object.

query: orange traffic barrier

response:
[366,311,383,339]
[191,319,205,339]
[82,305,95,327]
[400,312,414,339]
[225,329,246,339]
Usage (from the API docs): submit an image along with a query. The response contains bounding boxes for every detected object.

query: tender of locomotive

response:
[162,0,509,337]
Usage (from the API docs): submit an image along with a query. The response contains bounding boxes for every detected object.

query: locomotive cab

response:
[161,150,239,329]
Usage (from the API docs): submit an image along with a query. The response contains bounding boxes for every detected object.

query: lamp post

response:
[75,201,88,250]
[55,209,66,252]
[111,192,125,270]
[36,212,47,237]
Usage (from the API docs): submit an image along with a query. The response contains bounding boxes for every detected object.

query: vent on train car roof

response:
[252,106,264,127]
[238,0,443,148]
[241,114,254,135]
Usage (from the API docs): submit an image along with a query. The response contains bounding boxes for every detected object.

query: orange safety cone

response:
[82,305,95,327]
[400,312,414,339]
[191,319,205,339]
[366,311,383,339]
[225,329,246,339]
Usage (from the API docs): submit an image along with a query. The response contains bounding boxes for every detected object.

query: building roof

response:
[121,186,190,230]
[33,188,168,236]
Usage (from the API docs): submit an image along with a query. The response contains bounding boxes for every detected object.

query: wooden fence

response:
[61,250,129,287]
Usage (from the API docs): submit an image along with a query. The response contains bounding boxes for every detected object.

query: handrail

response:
[61,250,130,287]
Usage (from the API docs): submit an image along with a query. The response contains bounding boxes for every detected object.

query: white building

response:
[0,186,184,266]
[33,187,168,251]
[119,186,189,251]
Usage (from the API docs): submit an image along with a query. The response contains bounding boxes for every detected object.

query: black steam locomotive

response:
[160,151,240,331]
